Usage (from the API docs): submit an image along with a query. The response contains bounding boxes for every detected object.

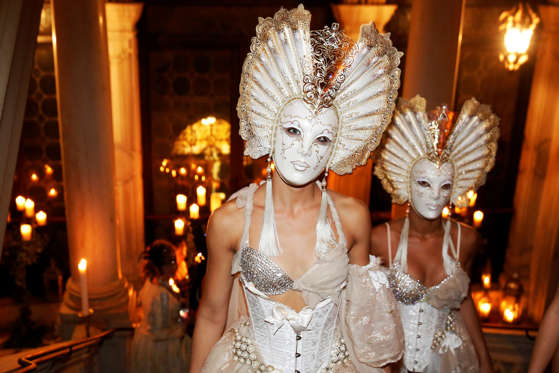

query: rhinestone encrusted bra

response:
[240,247,294,295]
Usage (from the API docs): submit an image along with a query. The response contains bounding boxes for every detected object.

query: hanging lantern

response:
[498,3,540,71]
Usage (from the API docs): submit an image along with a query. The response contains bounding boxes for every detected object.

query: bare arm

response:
[528,286,559,373]
[339,196,371,266]
[189,205,238,373]
[458,226,493,373]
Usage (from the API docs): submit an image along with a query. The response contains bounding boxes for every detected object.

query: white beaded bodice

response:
[386,218,470,372]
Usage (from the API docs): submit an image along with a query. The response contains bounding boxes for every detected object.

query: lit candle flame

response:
[441,206,450,219]
[168,278,180,294]
[194,252,206,264]
[20,224,32,241]
[78,258,87,273]
[15,195,26,211]
[482,273,491,289]
[48,187,58,198]
[30,173,39,182]
[35,210,47,226]
[473,210,484,228]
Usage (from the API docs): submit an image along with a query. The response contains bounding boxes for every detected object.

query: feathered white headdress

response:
[237,4,402,175]
[374,95,500,208]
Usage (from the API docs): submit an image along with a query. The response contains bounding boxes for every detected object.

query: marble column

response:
[0,0,43,255]
[51,0,129,332]
[392,0,465,218]
[328,4,397,205]
[505,4,559,322]
[106,3,145,289]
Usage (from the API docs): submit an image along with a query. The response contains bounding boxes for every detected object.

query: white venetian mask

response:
[273,99,338,186]
[410,158,454,220]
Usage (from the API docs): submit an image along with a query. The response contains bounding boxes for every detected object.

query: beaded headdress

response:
[374,95,500,208]
[237,5,402,256]
[238,4,402,175]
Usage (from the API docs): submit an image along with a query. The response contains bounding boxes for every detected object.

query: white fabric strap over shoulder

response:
[456,221,462,260]
[324,190,346,246]
[395,216,409,272]
[442,219,457,274]
[385,222,392,267]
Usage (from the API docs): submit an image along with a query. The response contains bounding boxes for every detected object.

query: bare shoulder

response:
[328,190,370,225]
[451,220,482,264]
[371,218,405,260]
[207,198,244,253]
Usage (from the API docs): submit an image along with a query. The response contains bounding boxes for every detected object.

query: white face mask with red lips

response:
[272,99,339,187]
[410,158,454,220]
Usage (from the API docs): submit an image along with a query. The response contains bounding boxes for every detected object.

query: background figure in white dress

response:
[372,96,499,373]
[190,5,404,373]
[130,240,190,373]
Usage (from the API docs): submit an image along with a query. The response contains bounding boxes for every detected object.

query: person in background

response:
[371,96,499,373]
[130,239,190,373]
[528,285,559,373]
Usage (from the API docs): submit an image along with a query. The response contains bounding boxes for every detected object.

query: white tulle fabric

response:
[386,220,479,372]
[202,184,403,372]
[130,281,189,373]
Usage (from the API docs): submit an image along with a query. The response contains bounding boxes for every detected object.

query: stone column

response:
[0,0,43,255]
[106,3,145,289]
[392,0,465,218]
[505,4,559,322]
[51,0,129,332]
[328,4,397,205]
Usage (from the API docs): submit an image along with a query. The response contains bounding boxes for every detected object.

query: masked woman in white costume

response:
[190,5,404,373]
[372,97,499,373]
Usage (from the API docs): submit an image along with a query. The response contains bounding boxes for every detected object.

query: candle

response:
[174,218,185,236]
[44,164,53,176]
[35,210,47,226]
[30,173,39,182]
[176,194,187,211]
[467,190,477,207]
[179,167,187,176]
[477,296,492,319]
[20,224,32,241]
[196,166,204,174]
[24,198,35,218]
[15,195,26,211]
[48,187,58,198]
[473,210,484,228]
[196,185,206,206]
[171,169,177,178]
[210,192,224,213]
[482,273,491,289]
[189,203,200,219]
[503,304,519,323]
[441,206,450,219]
[78,258,89,315]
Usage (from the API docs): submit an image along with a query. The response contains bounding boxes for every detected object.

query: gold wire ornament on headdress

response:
[237,4,402,175]
[374,95,500,208]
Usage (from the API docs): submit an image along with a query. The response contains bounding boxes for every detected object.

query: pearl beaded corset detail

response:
[240,247,294,296]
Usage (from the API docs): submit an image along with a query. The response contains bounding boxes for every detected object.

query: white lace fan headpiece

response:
[237,4,402,175]
[374,95,500,208]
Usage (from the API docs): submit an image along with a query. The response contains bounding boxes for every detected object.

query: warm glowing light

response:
[503,305,519,323]
[15,195,26,211]
[473,210,484,228]
[482,273,491,289]
[165,168,170,173]
[20,224,32,241]
[78,258,89,315]
[35,211,47,226]
[174,218,185,236]
[179,167,187,176]
[168,278,180,294]
[176,194,187,211]
[78,258,87,273]
[24,198,35,218]
[189,203,200,219]
[196,186,207,206]
[48,187,58,198]
[196,166,204,174]
[162,159,169,167]
[30,173,39,182]
[499,3,540,71]
[160,166,165,172]
[210,192,226,213]
[195,252,206,264]
[477,296,492,319]
[171,169,177,178]
[44,164,53,176]
[441,206,450,219]
[466,190,477,207]
[454,206,467,216]
[201,116,217,126]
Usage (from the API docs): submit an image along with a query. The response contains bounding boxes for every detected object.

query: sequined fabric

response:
[239,246,294,296]
[387,263,426,305]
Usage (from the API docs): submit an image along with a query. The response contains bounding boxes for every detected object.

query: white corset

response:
[244,285,339,372]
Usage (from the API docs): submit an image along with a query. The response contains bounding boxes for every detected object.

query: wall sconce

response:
[499,2,540,71]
